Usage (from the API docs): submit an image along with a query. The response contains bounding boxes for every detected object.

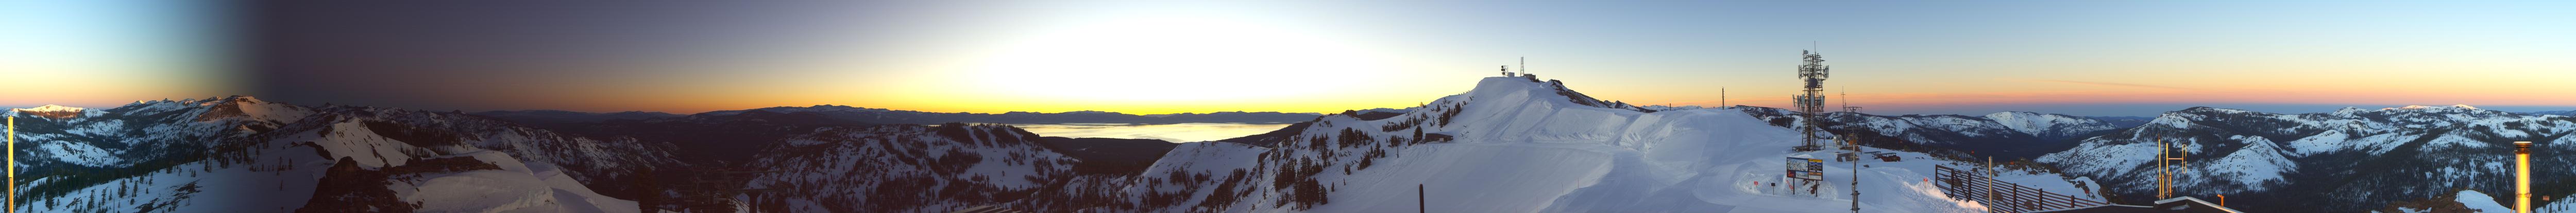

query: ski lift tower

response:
[1792,50,1832,152]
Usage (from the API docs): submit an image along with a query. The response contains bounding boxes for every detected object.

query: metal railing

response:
[1932,165,2109,213]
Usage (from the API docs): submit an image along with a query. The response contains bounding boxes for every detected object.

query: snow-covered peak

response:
[194,95,314,123]
[1353,108,1414,114]
[1453,77,1648,112]
[1639,105,1710,111]
[2381,104,2481,111]
[10,104,89,119]
[2331,106,2368,116]
[1983,111,2117,139]
[13,104,85,112]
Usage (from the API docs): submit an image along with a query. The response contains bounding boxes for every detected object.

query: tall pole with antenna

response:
[1848,135,1861,213]
[1793,49,1832,151]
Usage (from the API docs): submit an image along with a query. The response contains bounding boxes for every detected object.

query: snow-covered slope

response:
[1737,109,2119,158]
[2528,110,2576,117]
[734,123,1081,212]
[1985,112,2120,140]
[7,96,311,171]
[1009,77,2096,212]
[12,96,677,212]
[2038,105,2576,212]
[11,104,88,118]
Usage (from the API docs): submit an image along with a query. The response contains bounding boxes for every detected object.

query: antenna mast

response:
[1793,49,1832,151]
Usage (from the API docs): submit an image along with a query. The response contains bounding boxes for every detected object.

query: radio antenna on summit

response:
[1793,47,1832,151]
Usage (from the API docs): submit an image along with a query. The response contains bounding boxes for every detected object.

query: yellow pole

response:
[2516,141,2533,213]
[8,116,14,213]
[8,116,15,213]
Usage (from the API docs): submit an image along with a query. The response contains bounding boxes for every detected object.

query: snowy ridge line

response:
[2038,104,2576,212]
[1026,77,2102,212]
[12,95,672,212]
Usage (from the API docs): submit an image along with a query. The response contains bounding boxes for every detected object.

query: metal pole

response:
[1419,184,1427,213]
[2517,141,2534,213]
[2158,138,2168,199]
[7,116,13,213]
[8,116,14,213]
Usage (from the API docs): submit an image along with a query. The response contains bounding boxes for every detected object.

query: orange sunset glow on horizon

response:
[5,1,2570,117]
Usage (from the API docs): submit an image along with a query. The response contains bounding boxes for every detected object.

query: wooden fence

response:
[1931,165,2110,212]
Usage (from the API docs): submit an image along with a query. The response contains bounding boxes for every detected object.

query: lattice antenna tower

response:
[1793,49,1831,151]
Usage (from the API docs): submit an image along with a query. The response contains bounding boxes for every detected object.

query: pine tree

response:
[1412,128,1426,145]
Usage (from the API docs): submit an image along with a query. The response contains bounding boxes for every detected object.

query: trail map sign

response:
[1786,157,1824,180]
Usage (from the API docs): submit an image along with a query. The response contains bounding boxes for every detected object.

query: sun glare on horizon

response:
[962,16,1399,103]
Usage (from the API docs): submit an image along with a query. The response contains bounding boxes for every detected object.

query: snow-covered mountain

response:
[469,110,684,129]
[950,76,2091,212]
[650,105,1319,125]
[2084,116,2156,130]
[734,124,1083,212]
[1985,112,2121,140]
[10,96,679,212]
[1739,109,2122,158]
[10,104,88,119]
[7,77,2151,212]
[2527,110,2576,117]
[2037,105,2576,212]
[1639,104,1713,111]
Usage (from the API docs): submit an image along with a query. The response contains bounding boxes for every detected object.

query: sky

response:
[1,1,233,108]
[7,1,2573,116]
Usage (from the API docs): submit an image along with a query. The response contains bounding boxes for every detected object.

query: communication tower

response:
[1793,50,1831,151]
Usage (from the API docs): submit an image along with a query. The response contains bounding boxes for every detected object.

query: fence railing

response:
[1932,165,2110,213]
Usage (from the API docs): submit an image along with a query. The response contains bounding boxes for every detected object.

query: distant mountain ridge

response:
[23,80,2576,212]
[2037,104,2576,212]
[478,106,1320,126]
[2527,110,2576,116]
[1739,108,2123,158]
[6,96,673,212]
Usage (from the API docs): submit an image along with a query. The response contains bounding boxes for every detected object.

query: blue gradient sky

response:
[8,1,2573,117]
[2,1,230,108]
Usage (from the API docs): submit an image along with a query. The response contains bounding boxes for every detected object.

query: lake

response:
[1004,122,1295,143]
